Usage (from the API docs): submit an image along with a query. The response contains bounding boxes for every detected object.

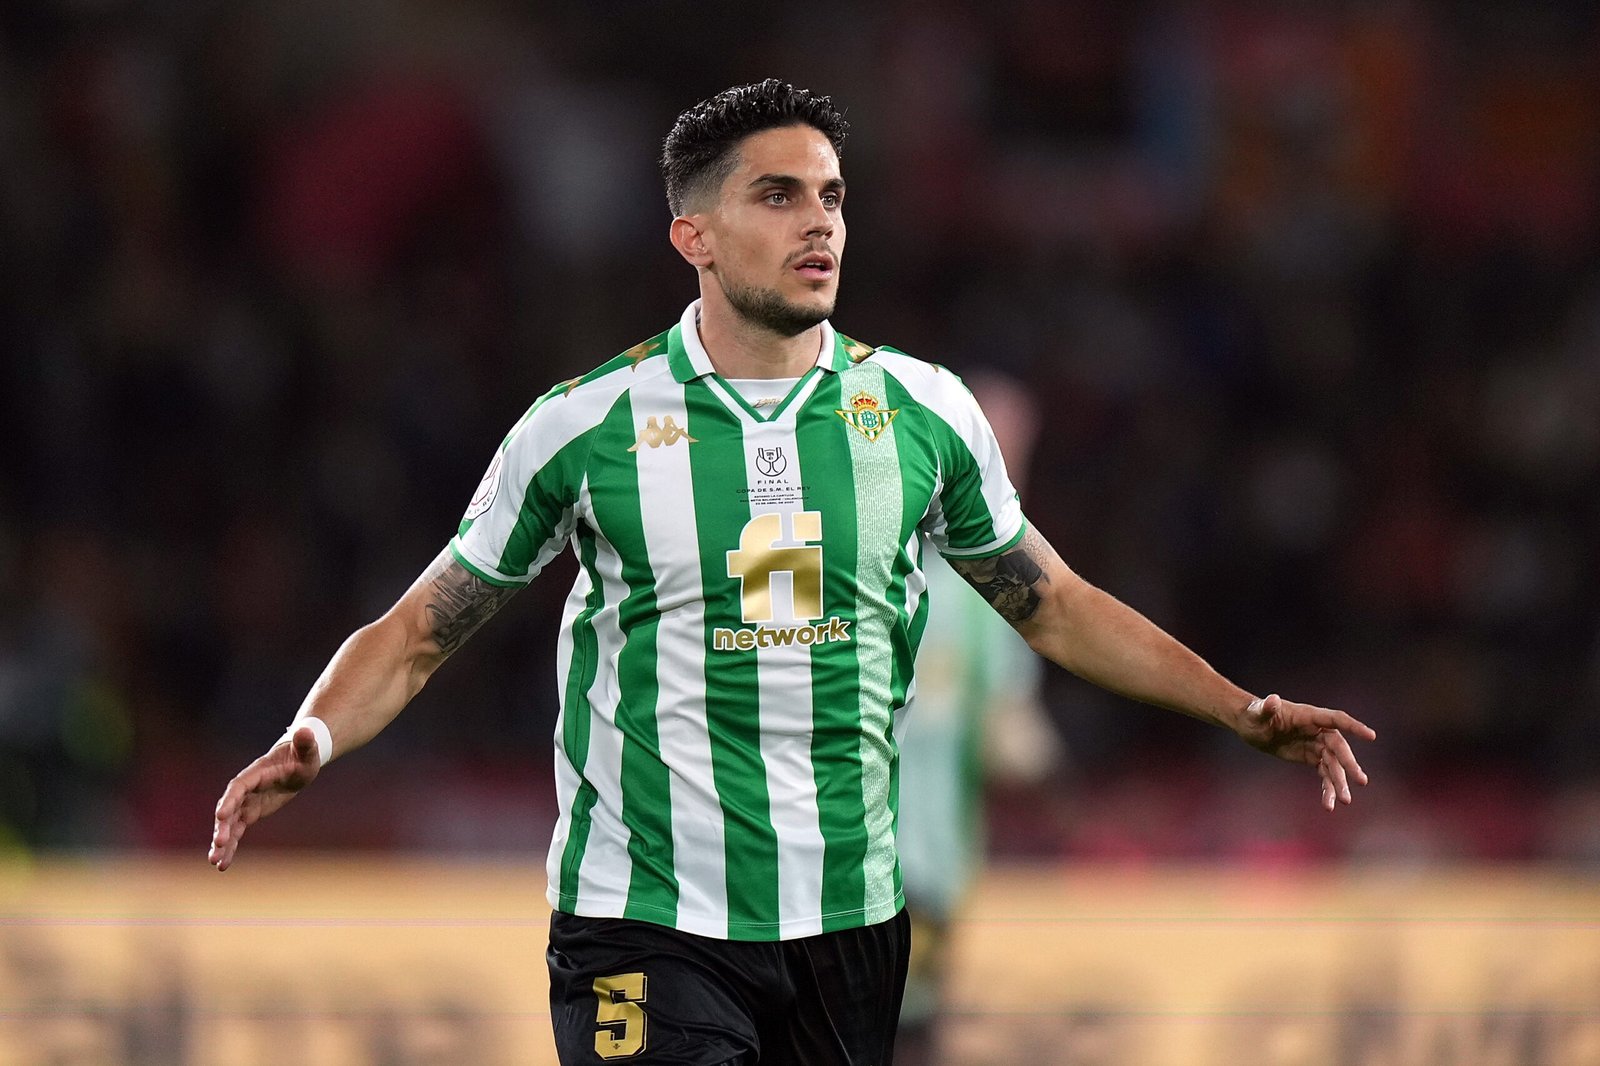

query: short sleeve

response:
[449,387,591,586]
[918,375,1025,560]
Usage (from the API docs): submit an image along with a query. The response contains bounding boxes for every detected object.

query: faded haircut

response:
[660,78,849,216]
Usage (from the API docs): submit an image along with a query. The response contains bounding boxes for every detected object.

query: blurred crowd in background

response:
[2,0,1598,867]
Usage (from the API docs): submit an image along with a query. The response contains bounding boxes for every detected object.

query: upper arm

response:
[387,548,522,672]
[944,524,1081,636]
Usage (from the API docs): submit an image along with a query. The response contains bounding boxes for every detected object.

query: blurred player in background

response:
[894,371,1057,1064]
[209,80,1374,1065]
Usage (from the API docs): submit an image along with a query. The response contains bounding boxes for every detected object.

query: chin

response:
[796,294,836,318]
[794,283,838,315]
[727,280,836,337]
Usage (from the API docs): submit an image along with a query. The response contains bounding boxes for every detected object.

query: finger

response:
[209,818,236,868]
[1320,746,1352,805]
[213,837,238,871]
[212,800,259,870]
[1318,762,1335,811]
[211,770,268,858]
[1332,712,1376,742]
[210,803,245,860]
[1325,730,1370,787]
[1307,707,1376,742]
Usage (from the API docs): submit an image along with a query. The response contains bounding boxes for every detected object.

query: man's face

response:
[698,124,846,337]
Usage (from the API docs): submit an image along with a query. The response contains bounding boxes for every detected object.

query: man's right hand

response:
[208,726,323,871]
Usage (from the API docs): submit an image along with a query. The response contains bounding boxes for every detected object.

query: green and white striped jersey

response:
[450,301,1025,941]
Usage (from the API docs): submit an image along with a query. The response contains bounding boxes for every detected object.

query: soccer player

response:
[209,80,1376,1066]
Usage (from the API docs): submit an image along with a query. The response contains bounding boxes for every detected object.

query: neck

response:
[695,285,823,379]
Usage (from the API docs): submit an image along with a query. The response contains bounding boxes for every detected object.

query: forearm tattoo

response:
[422,556,518,657]
[947,527,1051,624]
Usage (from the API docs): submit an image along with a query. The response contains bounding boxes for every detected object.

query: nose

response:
[802,195,833,240]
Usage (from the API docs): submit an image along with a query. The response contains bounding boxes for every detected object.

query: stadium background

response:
[1,1,1597,1063]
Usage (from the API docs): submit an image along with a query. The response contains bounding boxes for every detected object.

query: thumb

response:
[1246,693,1278,718]
[290,726,321,766]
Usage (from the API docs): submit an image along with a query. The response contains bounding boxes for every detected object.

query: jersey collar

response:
[667,299,853,384]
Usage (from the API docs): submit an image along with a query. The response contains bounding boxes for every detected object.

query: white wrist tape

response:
[281,716,334,765]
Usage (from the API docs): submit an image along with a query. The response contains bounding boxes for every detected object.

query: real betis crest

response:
[836,391,898,442]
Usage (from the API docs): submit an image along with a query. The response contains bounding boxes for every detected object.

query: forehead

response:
[724,124,841,188]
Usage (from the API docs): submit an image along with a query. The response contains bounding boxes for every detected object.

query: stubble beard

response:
[724,280,835,338]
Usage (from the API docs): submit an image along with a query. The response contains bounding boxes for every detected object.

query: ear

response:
[670,214,714,269]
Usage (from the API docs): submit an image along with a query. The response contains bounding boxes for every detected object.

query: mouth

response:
[791,250,836,282]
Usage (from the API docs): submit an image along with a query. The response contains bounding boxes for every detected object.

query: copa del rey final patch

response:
[464,451,504,520]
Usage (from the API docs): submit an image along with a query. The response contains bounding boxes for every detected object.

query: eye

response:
[821,192,841,209]
[766,191,789,205]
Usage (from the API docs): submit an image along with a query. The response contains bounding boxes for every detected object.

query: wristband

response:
[281,716,334,765]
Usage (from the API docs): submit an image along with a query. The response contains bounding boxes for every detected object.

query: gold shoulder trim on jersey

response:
[624,339,663,369]
[842,337,876,363]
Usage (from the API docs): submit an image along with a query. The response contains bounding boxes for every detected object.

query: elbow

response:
[1014,587,1083,672]
[358,612,440,699]
[1017,614,1065,667]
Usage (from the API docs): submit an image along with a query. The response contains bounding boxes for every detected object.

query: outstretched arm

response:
[207,549,519,869]
[947,527,1376,810]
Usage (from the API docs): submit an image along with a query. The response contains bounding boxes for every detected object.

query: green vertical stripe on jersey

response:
[797,376,869,928]
[837,362,905,926]
[495,433,592,578]
[886,370,938,715]
[686,382,780,935]
[589,394,679,925]
[556,529,606,909]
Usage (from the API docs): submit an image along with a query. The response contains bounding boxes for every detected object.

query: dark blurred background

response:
[3,0,1598,867]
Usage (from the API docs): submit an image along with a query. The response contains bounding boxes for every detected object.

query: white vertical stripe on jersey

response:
[633,380,730,937]
[741,418,827,938]
[545,560,588,904]
[841,361,904,923]
[567,478,636,910]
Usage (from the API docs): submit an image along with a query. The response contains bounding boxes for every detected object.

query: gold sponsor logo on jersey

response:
[712,617,852,652]
[627,415,697,452]
[835,391,898,443]
[715,511,851,652]
[727,512,822,622]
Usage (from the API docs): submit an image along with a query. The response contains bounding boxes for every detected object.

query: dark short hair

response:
[660,79,849,216]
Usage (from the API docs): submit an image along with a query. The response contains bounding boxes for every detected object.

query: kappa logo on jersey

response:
[754,446,787,477]
[716,511,851,652]
[836,392,898,442]
[627,415,698,452]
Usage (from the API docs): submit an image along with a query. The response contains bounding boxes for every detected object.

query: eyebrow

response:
[747,173,847,194]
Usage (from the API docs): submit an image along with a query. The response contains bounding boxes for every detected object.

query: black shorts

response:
[547,909,910,1066]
